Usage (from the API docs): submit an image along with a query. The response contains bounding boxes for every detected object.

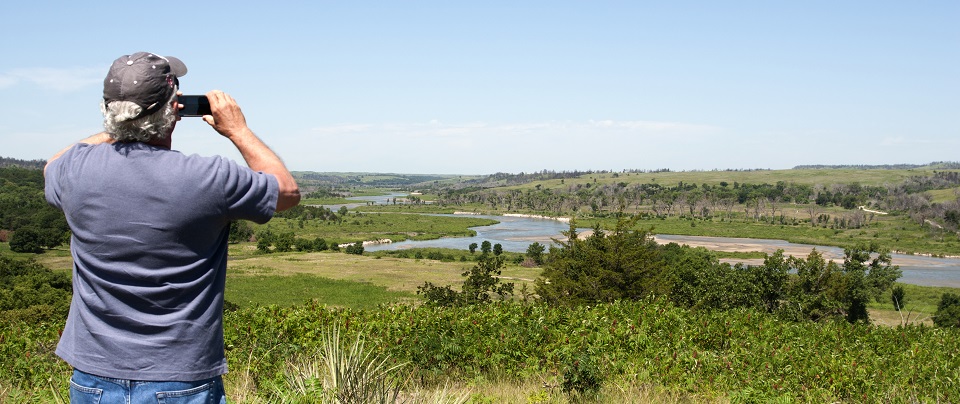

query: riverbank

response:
[453,211,572,223]
[338,238,393,248]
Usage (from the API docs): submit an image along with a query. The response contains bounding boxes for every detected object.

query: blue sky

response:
[1,1,957,174]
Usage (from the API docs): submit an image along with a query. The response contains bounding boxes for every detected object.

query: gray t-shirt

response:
[44,141,278,381]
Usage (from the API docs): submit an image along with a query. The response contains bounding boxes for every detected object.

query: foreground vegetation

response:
[6,296,960,402]
[6,232,960,402]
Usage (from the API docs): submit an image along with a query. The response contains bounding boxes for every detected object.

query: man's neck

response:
[146,136,172,149]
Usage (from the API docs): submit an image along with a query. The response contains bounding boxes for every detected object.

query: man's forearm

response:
[229,128,301,211]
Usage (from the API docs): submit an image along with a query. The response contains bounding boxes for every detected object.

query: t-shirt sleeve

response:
[44,144,80,210]
[220,158,280,224]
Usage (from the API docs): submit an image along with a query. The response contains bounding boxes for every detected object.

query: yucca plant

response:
[282,326,407,404]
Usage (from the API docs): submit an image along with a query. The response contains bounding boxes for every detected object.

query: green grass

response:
[713,250,767,260]
[347,188,396,197]
[300,197,358,205]
[927,187,960,203]
[226,273,414,309]
[255,213,498,244]
[0,243,72,260]
[870,283,959,314]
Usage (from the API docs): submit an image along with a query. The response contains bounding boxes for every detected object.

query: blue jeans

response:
[69,369,227,404]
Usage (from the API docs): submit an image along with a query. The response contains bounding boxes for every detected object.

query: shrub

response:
[892,285,906,311]
[228,221,254,244]
[934,293,960,328]
[345,241,364,255]
[294,238,314,252]
[525,242,545,266]
[418,253,514,306]
[0,255,71,323]
[9,228,44,254]
[312,237,328,251]
[561,350,603,397]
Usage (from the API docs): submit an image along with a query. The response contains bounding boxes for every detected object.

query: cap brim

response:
[164,56,188,77]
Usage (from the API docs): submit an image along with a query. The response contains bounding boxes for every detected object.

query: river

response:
[364,213,584,254]
[325,192,408,211]
[340,195,960,288]
[653,234,960,288]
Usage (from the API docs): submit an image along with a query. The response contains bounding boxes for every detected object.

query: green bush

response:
[561,350,603,396]
[0,255,72,396]
[344,241,364,255]
[222,300,960,402]
[8,299,960,401]
[418,253,513,307]
[935,293,960,328]
[0,255,71,323]
[228,220,254,243]
[9,227,44,254]
[538,216,901,324]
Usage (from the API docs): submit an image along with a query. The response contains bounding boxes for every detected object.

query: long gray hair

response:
[100,90,177,142]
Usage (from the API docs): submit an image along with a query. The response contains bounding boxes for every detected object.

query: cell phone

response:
[178,95,211,117]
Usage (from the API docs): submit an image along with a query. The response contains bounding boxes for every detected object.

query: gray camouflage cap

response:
[103,52,187,119]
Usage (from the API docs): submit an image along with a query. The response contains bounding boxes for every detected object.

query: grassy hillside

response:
[502,166,960,191]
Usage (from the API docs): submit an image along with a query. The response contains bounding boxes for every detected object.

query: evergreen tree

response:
[841,243,901,323]
[480,240,492,254]
[9,227,44,254]
[525,242,545,265]
[536,217,666,305]
[934,293,960,328]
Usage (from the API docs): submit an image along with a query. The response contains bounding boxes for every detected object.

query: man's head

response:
[101,52,188,142]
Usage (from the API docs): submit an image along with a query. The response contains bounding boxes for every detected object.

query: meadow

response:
[255,212,498,246]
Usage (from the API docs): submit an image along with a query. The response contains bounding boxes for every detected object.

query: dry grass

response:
[223,371,730,403]
[229,252,543,295]
[868,308,934,327]
[397,378,728,404]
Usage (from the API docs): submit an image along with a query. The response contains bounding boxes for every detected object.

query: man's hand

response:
[200,90,301,212]
[202,90,248,138]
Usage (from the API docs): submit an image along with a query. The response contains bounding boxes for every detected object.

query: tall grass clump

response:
[280,326,407,403]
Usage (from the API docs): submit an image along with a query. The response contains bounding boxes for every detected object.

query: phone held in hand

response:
[178,95,211,117]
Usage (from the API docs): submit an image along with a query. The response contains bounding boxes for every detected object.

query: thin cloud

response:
[288,119,730,173]
[879,136,946,146]
[588,119,717,132]
[309,123,377,134]
[0,75,16,89]
[310,119,720,140]
[0,66,103,92]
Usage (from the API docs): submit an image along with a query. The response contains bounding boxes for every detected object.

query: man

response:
[44,52,300,402]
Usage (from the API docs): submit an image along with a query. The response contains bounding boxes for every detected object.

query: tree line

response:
[414,213,960,327]
[0,156,46,170]
[0,167,70,253]
[426,171,960,232]
[534,216,905,324]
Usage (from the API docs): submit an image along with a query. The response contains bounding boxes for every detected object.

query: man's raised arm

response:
[202,90,301,211]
